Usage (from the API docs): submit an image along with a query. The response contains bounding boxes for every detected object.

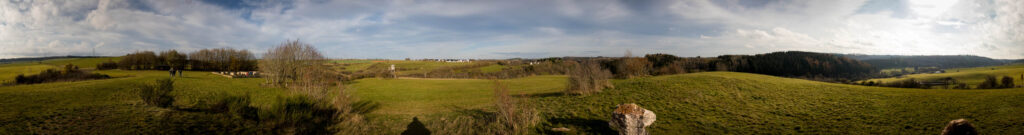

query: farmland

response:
[865,64,1024,87]
[2,58,1023,134]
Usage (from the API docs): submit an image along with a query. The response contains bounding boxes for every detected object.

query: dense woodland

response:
[114,49,257,71]
[843,55,1005,69]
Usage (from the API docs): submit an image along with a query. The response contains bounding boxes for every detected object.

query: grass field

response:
[0,58,121,83]
[349,76,566,133]
[331,60,483,74]
[0,58,289,133]
[866,64,1024,86]
[2,58,1023,134]
[535,72,1024,134]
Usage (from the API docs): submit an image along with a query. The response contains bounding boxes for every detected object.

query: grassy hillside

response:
[866,64,1024,86]
[349,75,566,133]
[0,58,289,133]
[2,58,1022,134]
[331,60,482,75]
[536,72,1024,134]
[0,58,120,83]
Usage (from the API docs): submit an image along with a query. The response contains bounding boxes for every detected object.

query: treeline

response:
[114,49,256,71]
[586,51,875,81]
[11,64,110,85]
[716,51,875,80]
[355,51,876,82]
[863,76,1018,89]
[844,55,1005,69]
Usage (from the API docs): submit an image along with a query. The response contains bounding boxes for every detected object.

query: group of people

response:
[169,68,183,77]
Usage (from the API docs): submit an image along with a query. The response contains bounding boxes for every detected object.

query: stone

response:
[609,103,656,135]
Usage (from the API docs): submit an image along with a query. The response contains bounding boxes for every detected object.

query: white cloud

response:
[0,0,1020,59]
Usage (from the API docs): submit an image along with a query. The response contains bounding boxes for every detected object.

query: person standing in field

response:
[169,68,176,77]
[178,69,183,77]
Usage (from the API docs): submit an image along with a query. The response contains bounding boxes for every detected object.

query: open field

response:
[0,58,289,133]
[535,72,1024,134]
[349,75,566,133]
[866,64,1024,86]
[332,60,482,74]
[2,58,1023,134]
[0,58,121,83]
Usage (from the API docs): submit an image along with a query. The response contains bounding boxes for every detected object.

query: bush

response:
[259,96,339,134]
[978,76,1000,89]
[494,81,539,134]
[210,96,259,120]
[566,60,613,95]
[428,81,539,134]
[613,57,651,79]
[14,64,110,85]
[1001,76,1015,88]
[137,78,175,108]
[96,60,118,70]
[880,78,928,89]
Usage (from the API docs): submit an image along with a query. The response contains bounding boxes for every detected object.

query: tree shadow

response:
[543,117,616,135]
[513,92,564,98]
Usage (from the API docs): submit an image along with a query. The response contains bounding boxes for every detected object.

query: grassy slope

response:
[332,60,484,75]
[536,72,1024,134]
[3,58,1023,134]
[349,75,566,133]
[867,64,1024,85]
[0,59,288,133]
[0,58,120,83]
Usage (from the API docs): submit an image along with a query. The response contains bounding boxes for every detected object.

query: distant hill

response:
[838,54,1005,69]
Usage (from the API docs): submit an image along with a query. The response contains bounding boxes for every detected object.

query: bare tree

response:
[260,40,333,99]
[566,60,613,95]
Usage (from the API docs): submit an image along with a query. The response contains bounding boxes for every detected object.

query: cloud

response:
[0,0,1021,59]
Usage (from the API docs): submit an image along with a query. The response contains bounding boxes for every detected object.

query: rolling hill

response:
[1,58,1022,134]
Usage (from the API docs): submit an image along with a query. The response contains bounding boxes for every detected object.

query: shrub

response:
[978,76,1000,89]
[259,96,339,134]
[96,60,118,70]
[494,81,538,134]
[953,83,971,89]
[14,64,110,85]
[613,57,651,79]
[880,78,928,89]
[1000,76,1015,88]
[566,60,613,95]
[210,96,259,120]
[138,78,175,108]
[428,81,539,134]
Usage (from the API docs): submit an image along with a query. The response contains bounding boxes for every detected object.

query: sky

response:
[0,0,1022,59]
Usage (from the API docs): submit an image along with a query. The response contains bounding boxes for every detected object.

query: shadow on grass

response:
[513,92,564,98]
[543,117,616,135]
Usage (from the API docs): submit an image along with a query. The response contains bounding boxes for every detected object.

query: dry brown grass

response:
[566,60,613,95]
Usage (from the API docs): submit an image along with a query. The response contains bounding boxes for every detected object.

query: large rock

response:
[609,103,656,135]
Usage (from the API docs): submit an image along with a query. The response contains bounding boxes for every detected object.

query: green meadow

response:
[1,58,1023,134]
[867,64,1024,86]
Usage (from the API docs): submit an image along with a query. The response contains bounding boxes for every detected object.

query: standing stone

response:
[610,103,656,135]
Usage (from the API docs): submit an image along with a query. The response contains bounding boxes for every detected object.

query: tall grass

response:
[427,81,539,135]
[566,60,613,95]
[137,78,175,108]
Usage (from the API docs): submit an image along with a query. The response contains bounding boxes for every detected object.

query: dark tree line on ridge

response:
[109,48,257,71]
